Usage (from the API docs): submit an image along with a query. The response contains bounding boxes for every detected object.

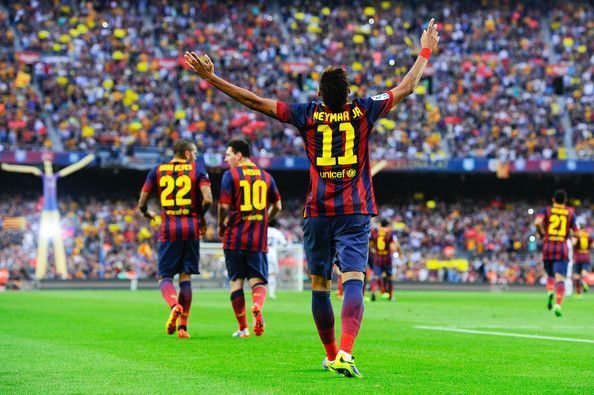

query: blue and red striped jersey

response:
[370,227,394,266]
[219,161,281,253]
[537,204,578,261]
[574,229,592,264]
[276,92,393,217]
[142,159,211,242]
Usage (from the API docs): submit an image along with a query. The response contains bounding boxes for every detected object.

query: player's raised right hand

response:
[420,18,440,52]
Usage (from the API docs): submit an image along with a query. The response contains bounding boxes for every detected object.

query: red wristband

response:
[420,47,432,59]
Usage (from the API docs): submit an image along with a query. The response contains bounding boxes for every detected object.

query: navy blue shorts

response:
[573,262,591,274]
[543,260,568,277]
[157,240,200,278]
[373,264,392,278]
[224,249,268,282]
[303,215,371,280]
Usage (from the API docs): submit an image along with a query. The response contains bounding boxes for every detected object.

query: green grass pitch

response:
[1,290,593,393]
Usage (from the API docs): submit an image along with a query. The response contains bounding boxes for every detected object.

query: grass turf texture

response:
[1,290,593,394]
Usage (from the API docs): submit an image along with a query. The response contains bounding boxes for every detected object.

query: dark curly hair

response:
[319,66,349,112]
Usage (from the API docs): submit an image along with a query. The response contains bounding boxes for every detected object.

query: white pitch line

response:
[415,325,594,344]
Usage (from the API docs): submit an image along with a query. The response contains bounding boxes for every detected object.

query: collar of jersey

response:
[239,160,256,167]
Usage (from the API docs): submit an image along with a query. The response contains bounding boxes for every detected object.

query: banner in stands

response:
[15,52,41,63]
[0,151,592,174]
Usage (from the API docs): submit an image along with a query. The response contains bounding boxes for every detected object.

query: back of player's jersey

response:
[576,231,592,254]
[142,159,210,241]
[220,161,281,252]
[542,204,576,243]
[539,204,578,261]
[371,227,392,256]
[277,92,393,217]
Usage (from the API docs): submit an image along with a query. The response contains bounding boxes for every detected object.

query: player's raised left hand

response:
[420,18,440,52]
[184,51,215,80]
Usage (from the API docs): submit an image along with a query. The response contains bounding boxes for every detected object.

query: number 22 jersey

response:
[142,159,211,242]
[276,92,394,217]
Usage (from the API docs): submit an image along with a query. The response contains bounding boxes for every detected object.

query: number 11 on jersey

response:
[316,122,357,166]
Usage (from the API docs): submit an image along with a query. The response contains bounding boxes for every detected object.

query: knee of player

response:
[311,275,332,291]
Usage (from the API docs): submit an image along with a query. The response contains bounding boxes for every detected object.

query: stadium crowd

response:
[0,1,592,160]
[550,3,594,160]
[1,195,591,285]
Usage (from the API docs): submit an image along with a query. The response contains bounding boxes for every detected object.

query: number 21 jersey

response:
[276,92,393,217]
[537,203,578,261]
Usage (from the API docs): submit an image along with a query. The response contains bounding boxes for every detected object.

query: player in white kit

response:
[267,219,287,299]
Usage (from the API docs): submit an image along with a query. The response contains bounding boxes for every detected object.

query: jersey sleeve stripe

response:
[276,101,290,123]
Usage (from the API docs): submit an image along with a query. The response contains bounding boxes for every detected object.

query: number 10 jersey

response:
[276,91,394,217]
[219,161,281,253]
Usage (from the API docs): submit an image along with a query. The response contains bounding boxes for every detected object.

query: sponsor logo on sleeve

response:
[371,93,389,101]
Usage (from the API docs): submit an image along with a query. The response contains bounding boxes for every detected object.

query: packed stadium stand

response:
[0,0,592,289]
[2,192,591,286]
[0,1,591,159]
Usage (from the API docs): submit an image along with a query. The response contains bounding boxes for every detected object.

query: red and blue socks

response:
[231,289,248,330]
[546,277,555,294]
[159,278,178,308]
[336,276,343,297]
[252,283,267,309]
[574,279,583,295]
[340,279,364,355]
[178,281,192,328]
[384,276,393,299]
[555,281,565,305]
[312,290,338,361]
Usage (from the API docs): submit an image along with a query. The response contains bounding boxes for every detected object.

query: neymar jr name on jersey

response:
[312,106,363,123]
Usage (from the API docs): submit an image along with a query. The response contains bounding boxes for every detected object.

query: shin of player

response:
[218,138,282,338]
[138,139,213,337]
[534,190,578,316]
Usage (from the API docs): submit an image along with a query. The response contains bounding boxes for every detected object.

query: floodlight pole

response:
[1,154,95,280]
